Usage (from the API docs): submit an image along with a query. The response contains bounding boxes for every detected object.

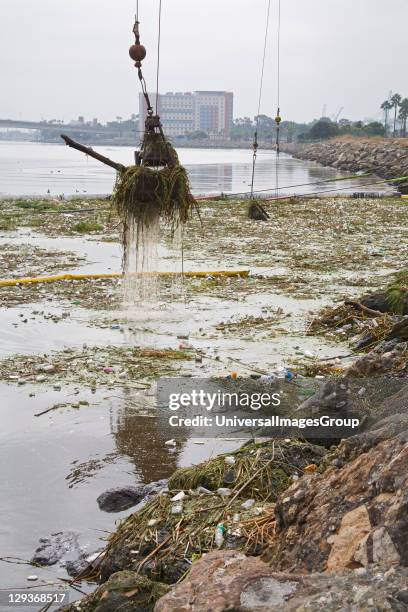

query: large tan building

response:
[139,91,233,138]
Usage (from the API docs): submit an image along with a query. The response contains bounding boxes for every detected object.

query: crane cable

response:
[250,0,272,199]
[156,0,163,114]
[132,0,163,116]
[275,0,282,197]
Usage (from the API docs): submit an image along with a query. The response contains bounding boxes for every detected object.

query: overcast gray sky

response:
[0,0,406,124]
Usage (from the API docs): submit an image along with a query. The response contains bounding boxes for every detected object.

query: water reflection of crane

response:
[108,393,187,484]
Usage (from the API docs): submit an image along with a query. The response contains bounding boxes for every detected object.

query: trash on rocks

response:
[217,488,232,497]
[304,463,318,474]
[241,499,255,510]
[171,491,186,502]
[215,523,226,548]
[197,486,213,496]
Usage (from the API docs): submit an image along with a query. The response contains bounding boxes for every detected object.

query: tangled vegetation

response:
[386,269,408,314]
[112,165,196,233]
[94,440,325,585]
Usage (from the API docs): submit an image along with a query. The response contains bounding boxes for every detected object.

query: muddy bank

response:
[280,138,408,182]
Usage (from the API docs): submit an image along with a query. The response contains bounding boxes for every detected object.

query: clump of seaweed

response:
[94,440,325,584]
[386,269,408,315]
[112,163,197,305]
[66,571,169,612]
[112,165,196,238]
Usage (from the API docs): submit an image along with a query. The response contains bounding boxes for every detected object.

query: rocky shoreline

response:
[59,279,408,611]
[280,137,408,183]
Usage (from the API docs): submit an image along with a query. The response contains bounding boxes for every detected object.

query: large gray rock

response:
[154,550,408,611]
[59,570,169,612]
[266,393,408,573]
[32,531,81,566]
[97,479,167,513]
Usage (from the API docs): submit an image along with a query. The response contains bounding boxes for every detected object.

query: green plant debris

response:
[0,244,86,279]
[0,276,121,309]
[0,345,192,389]
[0,195,407,304]
[63,571,170,612]
[167,440,317,497]
[113,165,196,230]
[307,302,396,350]
[112,164,197,271]
[72,220,104,233]
[386,269,408,314]
[99,440,325,583]
[0,198,114,237]
[14,200,59,211]
[216,310,287,335]
[0,217,17,231]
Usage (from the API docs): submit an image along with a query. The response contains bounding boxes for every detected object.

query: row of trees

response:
[380,94,408,137]
[230,115,308,142]
[229,115,387,143]
[305,119,385,141]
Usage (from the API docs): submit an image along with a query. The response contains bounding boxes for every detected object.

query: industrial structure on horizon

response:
[139,91,234,138]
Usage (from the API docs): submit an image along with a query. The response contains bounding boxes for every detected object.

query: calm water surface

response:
[0,141,390,198]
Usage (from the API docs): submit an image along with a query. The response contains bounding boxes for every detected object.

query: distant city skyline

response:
[138,91,234,137]
[0,0,406,125]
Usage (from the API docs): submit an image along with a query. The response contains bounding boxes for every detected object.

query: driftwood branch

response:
[61,134,126,172]
[344,300,384,317]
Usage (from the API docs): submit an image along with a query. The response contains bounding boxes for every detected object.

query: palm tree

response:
[381,100,393,136]
[399,98,408,137]
[391,93,402,136]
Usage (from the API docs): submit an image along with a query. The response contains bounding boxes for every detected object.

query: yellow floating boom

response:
[0,270,249,288]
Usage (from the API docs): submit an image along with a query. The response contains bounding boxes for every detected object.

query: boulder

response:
[32,531,81,567]
[154,550,408,611]
[266,393,408,573]
[60,570,169,612]
[345,342,407,377]
[97,479,167,513]
[361,291,408,315]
